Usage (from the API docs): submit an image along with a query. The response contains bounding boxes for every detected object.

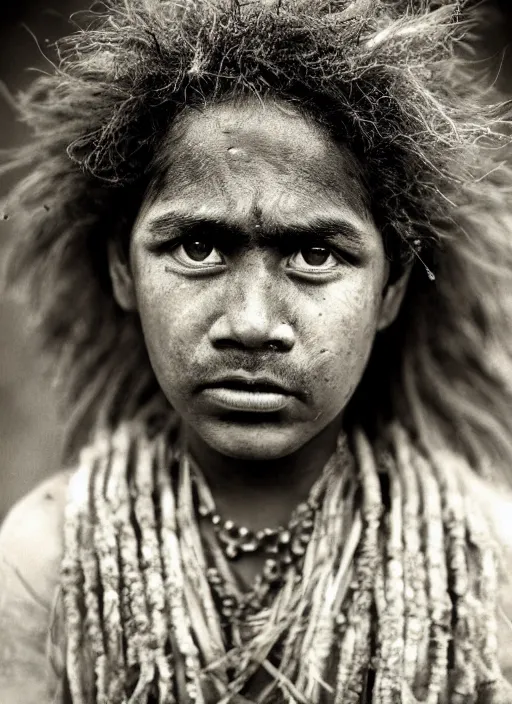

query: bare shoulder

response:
[491,488,512,683]
[0,470,71,593]
[498,547,512,682]
[0,470,71,703]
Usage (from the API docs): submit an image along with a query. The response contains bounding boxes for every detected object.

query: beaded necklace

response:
[187,439,356,649]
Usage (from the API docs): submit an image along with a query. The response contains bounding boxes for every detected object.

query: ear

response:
[376,264,412,331]
[107,237,137,312]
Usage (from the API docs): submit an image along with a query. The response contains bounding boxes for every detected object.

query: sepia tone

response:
[1,1,512,701]
[1,0,512,521]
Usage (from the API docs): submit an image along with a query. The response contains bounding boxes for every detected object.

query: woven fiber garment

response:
[38,421,512,704]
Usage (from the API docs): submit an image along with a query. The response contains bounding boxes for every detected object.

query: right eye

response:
[170,239,225,268]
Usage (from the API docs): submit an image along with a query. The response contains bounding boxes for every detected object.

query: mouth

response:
[198,375,294,413]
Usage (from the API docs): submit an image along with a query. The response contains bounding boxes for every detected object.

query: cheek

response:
[131,259,196,378]
[304,280,382,410]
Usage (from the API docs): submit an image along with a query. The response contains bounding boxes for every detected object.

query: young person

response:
[1,0,512,701]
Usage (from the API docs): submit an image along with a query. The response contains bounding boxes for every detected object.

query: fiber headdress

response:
[2,0,512,477]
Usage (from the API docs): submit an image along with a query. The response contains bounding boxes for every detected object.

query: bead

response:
[206,567,222,585]
[184,656,196,670]
[186,683,198,701]
[291,537,306,556]
[239,534,258,553]
[221,594,238,619]
[225,542,239,559]
[212,514,221,526]
[263,559,281,583]
[295,502,309,516]
[279,530,291,544]
[224,519,235,532]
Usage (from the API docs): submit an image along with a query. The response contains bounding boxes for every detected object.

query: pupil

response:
[184,240,213,261]
[303,247,329,266]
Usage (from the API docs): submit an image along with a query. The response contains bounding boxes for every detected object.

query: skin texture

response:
[109,96,410,528]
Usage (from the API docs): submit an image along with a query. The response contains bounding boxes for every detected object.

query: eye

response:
[287,246,340,271]
[171,239,224,267]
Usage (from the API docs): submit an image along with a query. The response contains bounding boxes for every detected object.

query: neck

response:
[184,417,345,531]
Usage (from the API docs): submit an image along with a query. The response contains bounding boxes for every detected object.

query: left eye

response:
[172,240,224,267]
[287,247,339,270]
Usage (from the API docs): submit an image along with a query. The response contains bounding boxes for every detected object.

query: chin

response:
[197,418,311,461]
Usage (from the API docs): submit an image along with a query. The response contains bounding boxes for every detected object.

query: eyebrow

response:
[146,210,370,250]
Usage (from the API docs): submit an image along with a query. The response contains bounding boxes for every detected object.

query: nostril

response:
[212,338,246,351]
[265,341,285,352]
[211,336,292,353]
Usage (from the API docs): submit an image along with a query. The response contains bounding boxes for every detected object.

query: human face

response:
[111,97,407,460]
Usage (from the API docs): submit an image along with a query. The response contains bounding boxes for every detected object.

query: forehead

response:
[144,97,372,229]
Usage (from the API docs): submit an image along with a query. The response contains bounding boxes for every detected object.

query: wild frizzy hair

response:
[2,0,512,482]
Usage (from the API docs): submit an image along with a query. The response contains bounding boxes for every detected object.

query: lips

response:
[205,376,292,394]
[198,374,294,412]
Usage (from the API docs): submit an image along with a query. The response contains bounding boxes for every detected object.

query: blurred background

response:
[0,0,84,519]
[0,0,512,520]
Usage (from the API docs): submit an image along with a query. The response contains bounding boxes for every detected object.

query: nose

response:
[208,256,295,352]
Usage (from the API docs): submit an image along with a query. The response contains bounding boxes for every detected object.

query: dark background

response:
[0,0,511,519]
